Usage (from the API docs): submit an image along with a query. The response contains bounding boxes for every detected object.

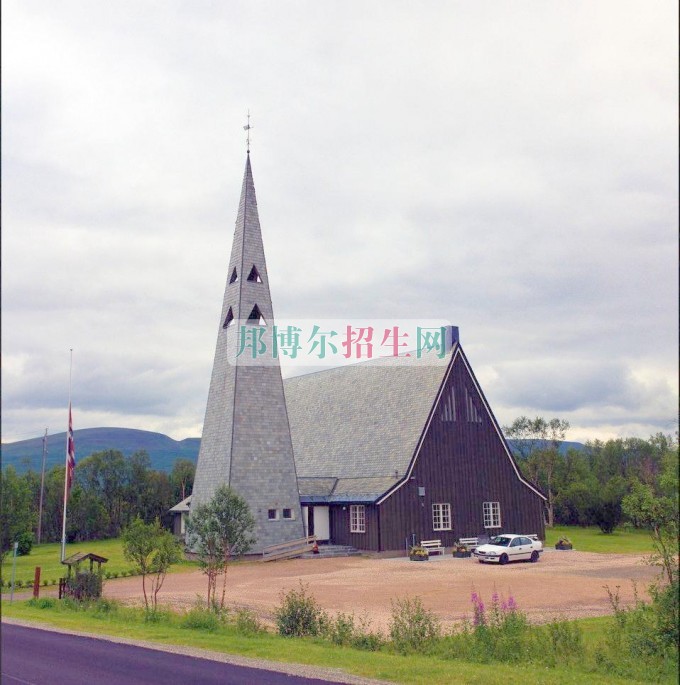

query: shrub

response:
[27,597,57,609]
[14,531,34,556]
[543,618,583,664]
[324,612,356,646]
[93,598,119,615]
[275,582,327,637]
[235,608,264,635]
[320,611,384,650]
[181,606,222,632]
[65,572,102,600]
[15,580,23,588]
[389,596,440,654]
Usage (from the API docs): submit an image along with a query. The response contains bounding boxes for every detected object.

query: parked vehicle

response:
[473,534,543,564]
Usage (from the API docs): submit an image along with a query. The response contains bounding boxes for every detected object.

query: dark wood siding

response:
[329,504,379,550]
[377,350,545,551]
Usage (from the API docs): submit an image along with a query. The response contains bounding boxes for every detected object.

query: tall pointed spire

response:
[192,154,303,552]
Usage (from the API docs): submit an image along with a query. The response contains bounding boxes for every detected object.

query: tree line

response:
[504,416,678,535]
[1,449,195,556]
[2,418,678,558]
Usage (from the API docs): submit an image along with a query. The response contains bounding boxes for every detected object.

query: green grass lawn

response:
[0,600,661,685]
[1,538,197,590]
[544,526,655,554]
[2,526,655,589]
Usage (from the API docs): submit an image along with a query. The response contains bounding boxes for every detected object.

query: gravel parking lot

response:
[102,549,658,631]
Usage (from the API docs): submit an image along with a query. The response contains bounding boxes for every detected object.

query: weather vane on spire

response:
[243,110,252,153]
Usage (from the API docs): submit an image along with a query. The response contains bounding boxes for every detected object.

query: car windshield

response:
[490,536,512,547]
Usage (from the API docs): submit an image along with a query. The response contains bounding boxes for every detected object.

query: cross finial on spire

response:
[243,110,252,154]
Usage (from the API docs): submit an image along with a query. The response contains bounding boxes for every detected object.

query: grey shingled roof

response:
[284,349,454,501]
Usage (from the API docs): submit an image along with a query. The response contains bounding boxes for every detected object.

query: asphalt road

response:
[0,624,343,685]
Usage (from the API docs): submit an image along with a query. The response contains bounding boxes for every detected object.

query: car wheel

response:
[478,559,484,564]
[499,553,509,565]
[530,551,539,563]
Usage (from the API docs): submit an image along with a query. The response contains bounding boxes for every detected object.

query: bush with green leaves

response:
[65,572,102,600]
[181,606,223,632]
[389,596,441,654]
[275,582,328,637]
[323,611,384,651]
[235,608,264,635]
[185,485,255,612]
[27,597,57,609]
[122,517,183,613]
[592,584,679,681]
[14,531,34,556]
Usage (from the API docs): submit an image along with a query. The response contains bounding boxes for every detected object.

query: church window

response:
[247,265,262,283]
[223,307,234,328]
[465,387,482,423]
[432,503,451,531]
[247,304,267,326]
[229,268,238,284]
[267,508,278,521]
[440,386,456,422]
[350,505,365,533]
[483,501,501,528]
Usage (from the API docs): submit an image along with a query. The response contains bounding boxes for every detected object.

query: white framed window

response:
[282,508,294,520]
[483,501,501,528]
[267,508,279,521]
[350,505,365,533]
[432,503,452,531]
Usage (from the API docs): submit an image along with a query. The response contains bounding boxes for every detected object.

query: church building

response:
[185,151,546,553]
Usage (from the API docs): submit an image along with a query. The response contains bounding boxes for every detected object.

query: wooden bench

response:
[420,539,445,555]
[458,537,480,551]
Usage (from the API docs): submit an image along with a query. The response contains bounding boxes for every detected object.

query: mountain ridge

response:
[1,427,200,474]
[1,427,584,475]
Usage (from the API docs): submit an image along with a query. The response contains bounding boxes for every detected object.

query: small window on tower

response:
[223,307,234,328]
[247,265,262,283]
[247,304,267,326]
[268,509,278,521]
[229,268,238,284]
[282,508,293,520]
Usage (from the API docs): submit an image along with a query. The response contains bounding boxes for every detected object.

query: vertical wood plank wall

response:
[325,352,545,551]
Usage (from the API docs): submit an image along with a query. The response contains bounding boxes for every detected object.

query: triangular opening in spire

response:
[223,306,234,328]
[247,265,262,283]
[247,304,267,326]
[229,268,238,284]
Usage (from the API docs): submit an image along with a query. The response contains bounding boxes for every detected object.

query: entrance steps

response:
[302,544,362,559]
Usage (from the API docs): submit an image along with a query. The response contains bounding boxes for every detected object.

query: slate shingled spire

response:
[191,154,304,551]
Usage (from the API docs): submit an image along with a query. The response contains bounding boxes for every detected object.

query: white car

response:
[473,534,543,564]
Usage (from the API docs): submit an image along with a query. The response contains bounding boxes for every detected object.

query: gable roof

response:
[284,348,453,501]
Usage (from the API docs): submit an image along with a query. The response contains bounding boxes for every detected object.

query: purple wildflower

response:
[507,595,517,611]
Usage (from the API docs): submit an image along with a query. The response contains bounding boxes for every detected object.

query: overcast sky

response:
[2,1,678,446]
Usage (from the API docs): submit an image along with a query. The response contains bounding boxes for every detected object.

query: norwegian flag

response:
[66,403,75,496]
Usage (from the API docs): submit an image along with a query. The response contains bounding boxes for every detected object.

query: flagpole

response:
[60,350,73,562]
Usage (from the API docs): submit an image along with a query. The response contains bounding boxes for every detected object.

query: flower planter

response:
[409,555,429,561]
[555,543,573,550]
[453,551,472,558]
